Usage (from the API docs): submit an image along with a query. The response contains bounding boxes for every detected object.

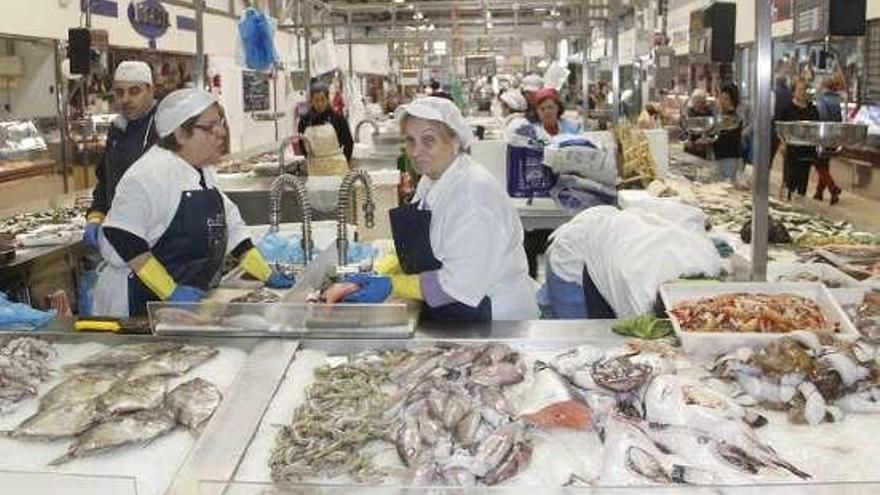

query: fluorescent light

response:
[487,22,493,29]
[393,0,404,3]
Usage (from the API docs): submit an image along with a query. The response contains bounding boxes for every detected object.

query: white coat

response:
[413,153,539,320]
[93,146,247,317]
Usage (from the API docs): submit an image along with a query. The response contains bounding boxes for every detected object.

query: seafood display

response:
[712,332,880,425]
[775,272,845,288]
[270,343,531,486]
[0,206,84,236]
[0,337,55,413]
[231,287,282,304]
[3,341,222,465]
[670,293,832,334]
[844,290,880,342]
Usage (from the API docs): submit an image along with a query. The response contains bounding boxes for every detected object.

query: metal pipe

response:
[611,2,620,123]
[347,11,354,77]
[269,173,313,262]
[353,119,379,143]
[750,0,773,281]
[303,1,311,84]
[53,40,70,194]
[581,0,590,130]
[195,0,205,90]
[336,169,375,267]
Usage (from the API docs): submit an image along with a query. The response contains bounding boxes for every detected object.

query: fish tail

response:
[47,452,75,466]
[772,459,811,479]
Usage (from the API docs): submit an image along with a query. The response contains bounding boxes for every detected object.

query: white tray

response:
[767,261,864,289]
[659,282,860,360]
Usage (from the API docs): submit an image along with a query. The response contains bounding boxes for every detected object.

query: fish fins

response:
[772,458,811,480]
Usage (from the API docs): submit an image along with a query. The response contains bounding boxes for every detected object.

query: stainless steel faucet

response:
[269,173,313,262]
[336,169,375,267]
[353,119,379,144]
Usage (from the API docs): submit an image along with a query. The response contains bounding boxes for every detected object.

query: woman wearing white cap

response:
[83,60,158,251]
[499,88,529,136]
[92,89,292,317]
[346,97,539,321]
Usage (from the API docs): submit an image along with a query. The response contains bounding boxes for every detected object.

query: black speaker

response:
[68,28,91,75]
[828,0,866,36]
[704,2,736,64]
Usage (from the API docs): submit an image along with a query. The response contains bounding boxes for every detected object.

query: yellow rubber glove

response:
[136,256,177,300]
[374,253,403,275]
[86,211,105,224]
[391,273,422,300]
[239,247,272,282]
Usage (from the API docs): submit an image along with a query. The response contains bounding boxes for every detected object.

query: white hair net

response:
[521,74,544,92]
[114,61,153,85]
[395,96,473,149]
[500,90,527,112]
[691,88,707,101]
[156,89,218,137]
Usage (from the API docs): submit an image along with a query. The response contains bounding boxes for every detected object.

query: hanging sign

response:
[128,0,170,43]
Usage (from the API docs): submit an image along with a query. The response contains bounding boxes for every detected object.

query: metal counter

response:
[0,239,85,309]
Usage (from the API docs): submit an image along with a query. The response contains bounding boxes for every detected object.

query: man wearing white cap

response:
[84,61,159,251]
[343,97,539,321]
[92,89,292,317]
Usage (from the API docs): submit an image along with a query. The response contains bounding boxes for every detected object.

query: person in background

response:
[533,87,579,137]
[713,83,745,183]
[779,78,820,201]
[297,82,353,175]
[813,76,843,204]
[84,61,159,251]
[637,102,664,129]
[332,79,346,116]
[521,73,544,122]
[93,89,292,317]
[499,88,528,130]
[683,88,715,159]
[346,97,539,321]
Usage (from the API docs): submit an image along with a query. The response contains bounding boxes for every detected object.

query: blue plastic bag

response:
[257,232,305,265]
[0,292,55,330]
[238,8,279,71]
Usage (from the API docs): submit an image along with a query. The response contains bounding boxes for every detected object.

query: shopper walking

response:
[779,78,819,201]
[814,76,843,204]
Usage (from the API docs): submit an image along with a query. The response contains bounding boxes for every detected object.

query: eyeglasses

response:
[192,117,227,134]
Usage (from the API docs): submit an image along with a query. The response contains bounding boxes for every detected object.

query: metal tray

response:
[775,121,868,148]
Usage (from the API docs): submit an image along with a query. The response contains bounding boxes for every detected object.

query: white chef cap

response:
[395,96,473,149]
[500,90,527,112]
[691,88,707,102]
[156,89,218,138]
[113,61,153,85]
[521,74,544,92]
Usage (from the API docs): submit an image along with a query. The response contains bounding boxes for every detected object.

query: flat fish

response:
[39,372,122,411]
[49,408,178,466]
[97,375,166,414]
[126,345,219,380]
[520,399,593,430]
[6,400,103,439]
[71,342,182,368]
[165,378,222,430]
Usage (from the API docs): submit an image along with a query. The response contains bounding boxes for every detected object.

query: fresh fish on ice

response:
[645,375,766,431]
[470,362,524,387]
[515,367,593,431]
[97,375,166,414]
[49,407,178,465]
[126,344,219,380]
[165,378,222,430]
[4,400,103,439]
[39,371,122,411]
[71,342,182,368]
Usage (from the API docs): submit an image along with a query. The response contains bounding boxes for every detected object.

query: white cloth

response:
[521,74,544,92]
[395,97,473,149]
[503,114,530,140]
[547,205,723,317]
[155,89,217,137]
[93,146,248,317]
[303,122,348,175]
[413,154,539,321]
[500,90,527,112]
[114,61,153,85]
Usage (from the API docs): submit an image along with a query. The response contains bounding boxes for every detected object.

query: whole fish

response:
[49,407,178,465]
[97,375,166,414]
[482,439,532,485]
[38,372,121,411]
[4,400,103,439]
[126,345,219,380]
[71,342,182,368]
[166,378,222,430]
[470,362,524,387]
[470,423,518,477]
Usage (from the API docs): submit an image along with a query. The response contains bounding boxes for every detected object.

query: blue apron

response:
[581,265,616,318]
[389,202,491,322]
[127,187,228,316]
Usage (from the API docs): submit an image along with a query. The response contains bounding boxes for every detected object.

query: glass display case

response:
[0,119,53,183]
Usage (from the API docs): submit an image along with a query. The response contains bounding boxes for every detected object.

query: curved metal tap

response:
[336,169,375,267]
[269,173,314,262]
[353,119,379,144]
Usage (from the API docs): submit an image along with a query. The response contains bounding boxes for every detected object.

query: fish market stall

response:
[149,313,880,492]
[0,332,297,495]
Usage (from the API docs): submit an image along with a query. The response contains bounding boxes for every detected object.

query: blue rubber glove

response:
[168,285,206,303]
[83,223,101,251]
[343,273,392,303]
[266,271,294,289]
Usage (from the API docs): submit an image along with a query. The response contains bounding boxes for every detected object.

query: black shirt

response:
[713,111,743,160]
[780,101,819,165]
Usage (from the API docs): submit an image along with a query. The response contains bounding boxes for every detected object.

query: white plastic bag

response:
[544,135,615,186]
